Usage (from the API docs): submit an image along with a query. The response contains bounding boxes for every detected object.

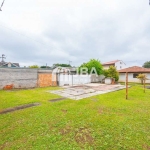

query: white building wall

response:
[119,73,150,83]
[103,65,110,70]
[58,74,91,86]
[103,61,126,70]
[115,61,126,70]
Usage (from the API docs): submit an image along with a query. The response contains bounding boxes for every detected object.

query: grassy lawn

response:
[0,85,150,150]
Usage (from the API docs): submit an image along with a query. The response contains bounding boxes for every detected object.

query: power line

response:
[125,60,147,62]
[0,21,50,47]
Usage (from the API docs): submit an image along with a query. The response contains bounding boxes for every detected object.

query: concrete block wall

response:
[0,68,53,89]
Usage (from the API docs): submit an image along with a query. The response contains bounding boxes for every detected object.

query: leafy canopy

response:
[29,65,39,68]
[79,59,103,75]
[40,66,51,68]
[142,61,150,68]
[104,66,119,81]
[53,64,71,67]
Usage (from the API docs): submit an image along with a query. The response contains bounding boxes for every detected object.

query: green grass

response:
[0,85,150,150]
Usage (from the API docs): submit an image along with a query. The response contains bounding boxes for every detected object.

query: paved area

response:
[49,83,127,100]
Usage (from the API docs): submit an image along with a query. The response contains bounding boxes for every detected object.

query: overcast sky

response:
[0,0,150,67]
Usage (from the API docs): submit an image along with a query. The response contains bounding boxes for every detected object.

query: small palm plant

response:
[136,74,147,85]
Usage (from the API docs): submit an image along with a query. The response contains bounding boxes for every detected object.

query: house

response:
[102,60,126,70]
[0,54,20,68]
[0,62,20,68]
[118,66,150,83]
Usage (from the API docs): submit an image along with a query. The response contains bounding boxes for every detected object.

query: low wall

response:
[0,68,53,89]
[58,74,106,86]
[58,74,91,86]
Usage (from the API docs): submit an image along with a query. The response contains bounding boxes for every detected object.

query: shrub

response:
[105,66,119,81]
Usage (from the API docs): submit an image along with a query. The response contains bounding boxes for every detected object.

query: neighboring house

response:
[118,66,150,83]
[102,60,126,70]
[0,62,20,68]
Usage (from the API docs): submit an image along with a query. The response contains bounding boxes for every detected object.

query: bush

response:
[29,65,39,68]
[104,66,119,81]
[136,74,147,84]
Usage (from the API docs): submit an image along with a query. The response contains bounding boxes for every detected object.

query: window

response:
[133,73,139,78]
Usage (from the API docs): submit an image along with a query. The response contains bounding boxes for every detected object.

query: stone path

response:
[49,84,127,100]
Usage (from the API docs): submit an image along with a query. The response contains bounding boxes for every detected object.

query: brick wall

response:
[38,74,57,87]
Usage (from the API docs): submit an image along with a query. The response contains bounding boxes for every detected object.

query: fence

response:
[57,74,105,86]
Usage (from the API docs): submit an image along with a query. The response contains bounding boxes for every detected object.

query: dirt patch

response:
[49,97,66,102]
[91,98,98,102]
[143,144,150,150]
[61,109,68,114]
[98,108,103,114]
[0,103,40,115]
[75,127,94,145]
[60,126,71,135]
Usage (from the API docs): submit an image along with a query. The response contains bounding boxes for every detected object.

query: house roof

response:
[102,60,120,65]
[0,62,20,67]
[12,63,20,67]
[118,66,150,73]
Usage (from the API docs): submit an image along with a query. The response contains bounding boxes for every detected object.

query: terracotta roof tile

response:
[103,60,120,65]
[118,66,150,73]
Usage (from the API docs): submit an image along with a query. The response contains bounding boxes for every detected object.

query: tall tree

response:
[78,59,103,75]
[142,61,150,68]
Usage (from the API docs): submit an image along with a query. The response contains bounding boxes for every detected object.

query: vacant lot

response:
[0,85,150,150]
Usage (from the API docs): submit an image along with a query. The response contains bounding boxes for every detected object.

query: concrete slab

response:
[48,84,127,100]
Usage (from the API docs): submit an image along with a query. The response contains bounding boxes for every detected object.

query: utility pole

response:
[144,78,146,93]
[0,54,6,62]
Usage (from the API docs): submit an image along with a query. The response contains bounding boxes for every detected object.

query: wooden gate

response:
[38,73,57,87]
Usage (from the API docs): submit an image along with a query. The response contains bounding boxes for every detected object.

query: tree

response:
[136,74,147,85]
[142,61,150,68]
[40,66,51,68]
[29,65,39,68]
[105,66,119,81]
[53,64,72,67]
[78,59,103,75]
[103,69,109,77]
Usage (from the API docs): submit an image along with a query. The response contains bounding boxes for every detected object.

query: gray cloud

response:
[0,0,150,67]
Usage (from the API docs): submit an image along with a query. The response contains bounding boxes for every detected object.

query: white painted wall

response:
[115,61,126,70]
[103,60,126,70]
[119,73,150,83]
[58,74,91,86]
[103,65,110,70]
